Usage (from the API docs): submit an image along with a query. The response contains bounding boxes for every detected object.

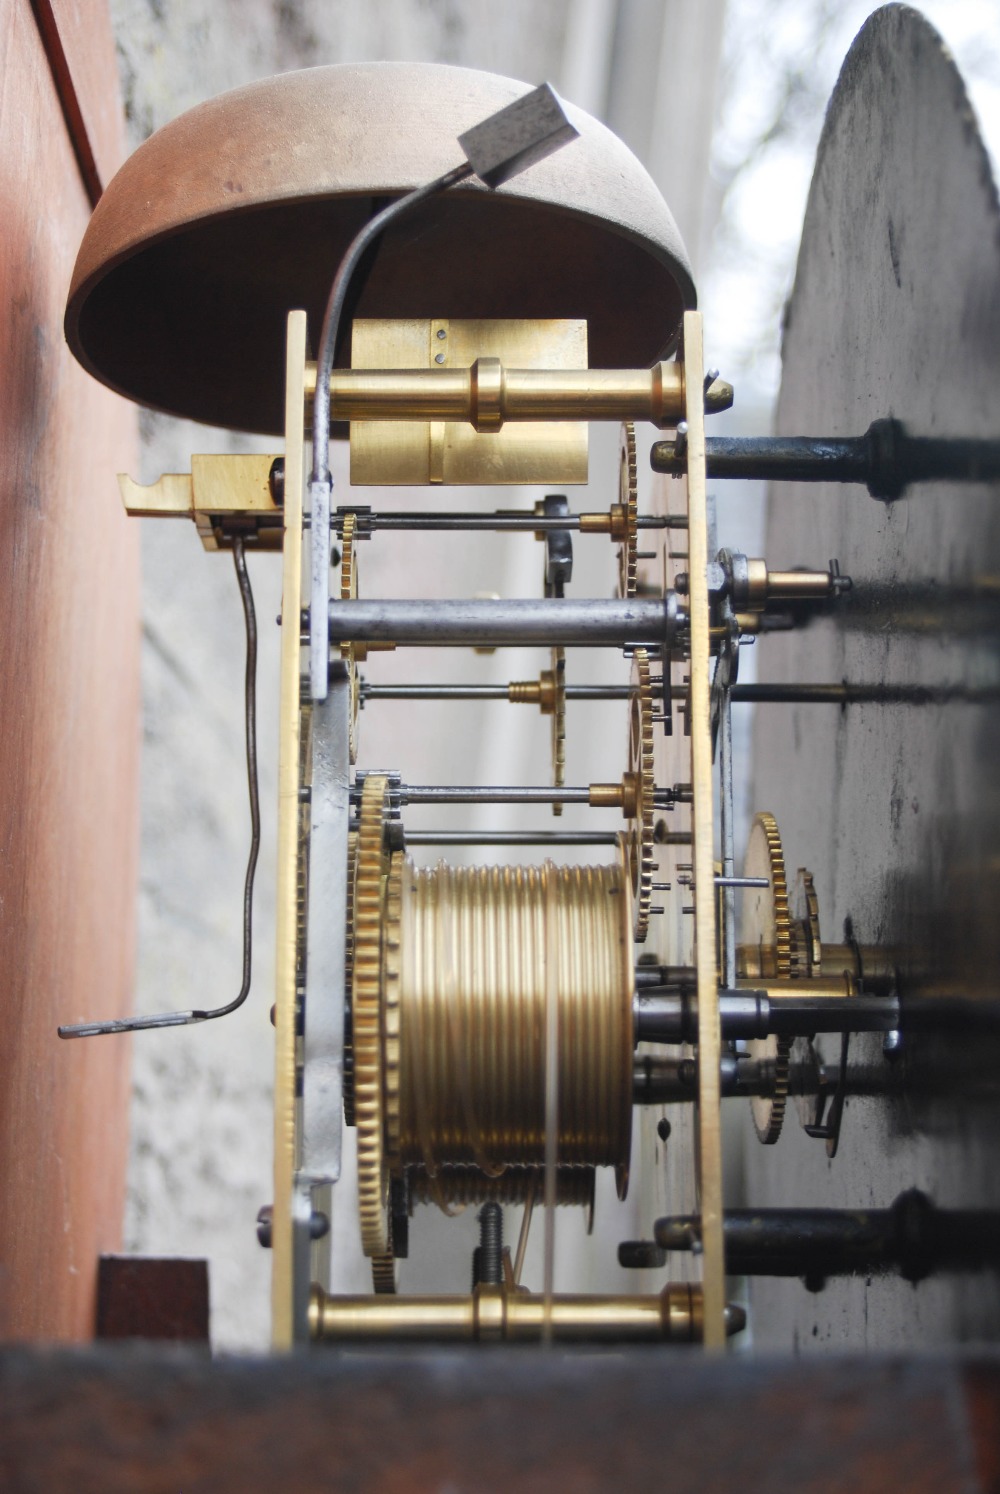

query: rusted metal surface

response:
[747,7,1000,1348]
[64,62,696,434]
[0,1347,994,1492]
[97,1258,210,1342]
[0,0,138,1341]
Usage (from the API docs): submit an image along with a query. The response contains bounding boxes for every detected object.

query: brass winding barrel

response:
[389,854,633,1195]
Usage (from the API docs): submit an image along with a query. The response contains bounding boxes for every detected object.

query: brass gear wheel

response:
[616,421,638,598]
[627,647,655,941]
[794,867,822,976]
[790,869,826,1137]
[353,774,391,1257]
[340,513,360,764]
[382,852,403,1174]
[549,646,566,816]
[343,829,358,1127]
[371,1254,397,1294]
[741,812,793,1144]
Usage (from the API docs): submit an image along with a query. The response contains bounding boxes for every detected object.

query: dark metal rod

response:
[634,990,901,1045]
[632,1053,895,1104]
[328,597,674,647]
[635,1053,738,1103]
[635,965,693,990]
[349,512,669,532]
[637,960,898,998]
[636,1054,812,1103]
[719,682,736,990]
[311,162,472,484]
[59,539,262,1038]
[563,684,633,700]
[727,684,857,704]
[362,683,635,702]
[634,992,761,1044]
[366,683,512,701]
[308,162,475,696]
[725,683,1000,705]
[653,434,871,485]
[359,783,675,808]
[374,785,587,805]
[406,830,620,846]
[766,992,900,1036]
[650,421,1000,501]
[655,1190,1000,1284]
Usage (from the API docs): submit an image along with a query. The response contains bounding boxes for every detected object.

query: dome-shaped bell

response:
[65,61,695,436]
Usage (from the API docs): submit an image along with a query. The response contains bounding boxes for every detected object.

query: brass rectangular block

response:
[189,453,279,514]
[119,453,281,551]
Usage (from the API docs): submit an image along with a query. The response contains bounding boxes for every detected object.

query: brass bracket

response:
[345,318,590,487]
[118,453,282,551]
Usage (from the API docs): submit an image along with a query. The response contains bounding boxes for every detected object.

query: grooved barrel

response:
[391,856,633,1192]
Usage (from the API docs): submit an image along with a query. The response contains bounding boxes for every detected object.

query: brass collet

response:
[589,773,639,817]
[508,671,557,713]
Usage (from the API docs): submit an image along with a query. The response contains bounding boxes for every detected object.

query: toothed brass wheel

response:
[795,867,822,976]
[354,841,402,1283]
[741,812,793,1144]
[353,775,391,1257]
[616,421,638,598]
[549,646,566,816]
[627,647,655,941]
[791,869,824,1137]
[382,852,403,1176]
[343,829,358,1128]
[339,513,361,764]
[371,1254,397,1295]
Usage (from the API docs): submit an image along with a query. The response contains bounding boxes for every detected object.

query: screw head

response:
[883,1028,903,1061]
[310,1210,330,1242]
[268,457,285,507]
[617,1239,666,1270]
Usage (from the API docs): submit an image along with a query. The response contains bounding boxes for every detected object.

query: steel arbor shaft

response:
[328,596,677,648]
